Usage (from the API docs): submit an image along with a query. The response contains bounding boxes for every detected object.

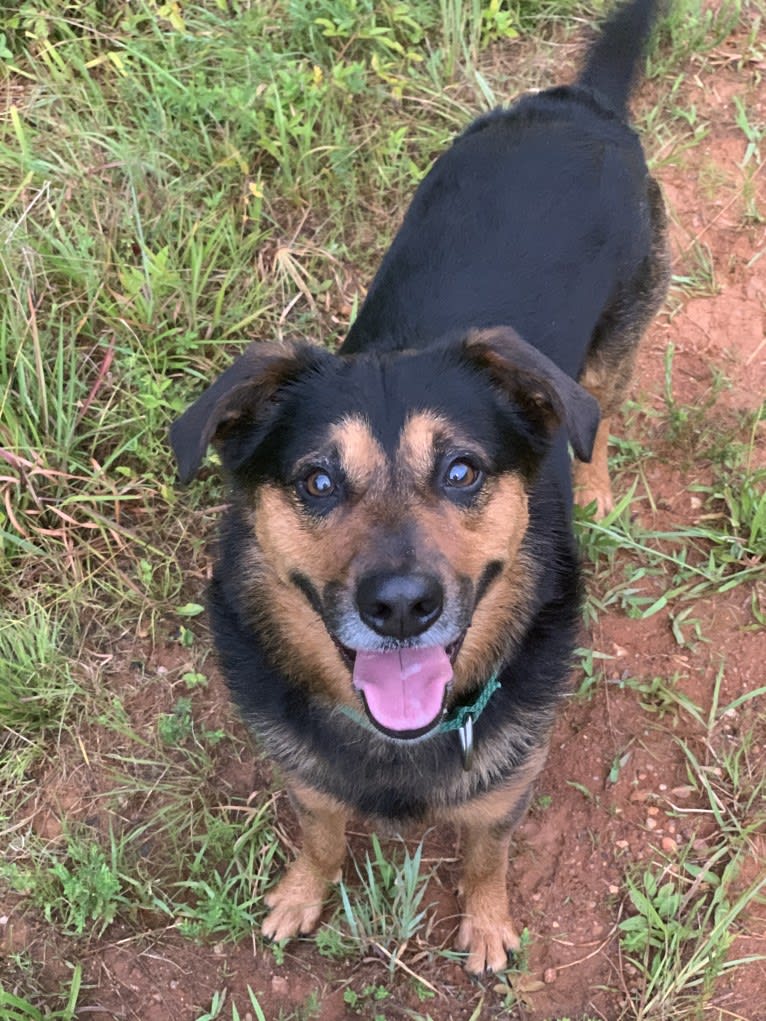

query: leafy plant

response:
[33,836,128,937]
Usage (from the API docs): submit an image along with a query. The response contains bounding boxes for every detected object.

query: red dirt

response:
[2,18,765,1021]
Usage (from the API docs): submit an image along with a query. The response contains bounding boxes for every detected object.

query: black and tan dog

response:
[170,0,669,974]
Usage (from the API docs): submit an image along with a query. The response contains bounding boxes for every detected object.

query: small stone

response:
[662,836,678,852]
[552,921,560,928]
[646,817,657,830]
[616,839,629,849]
[659,783,668,791]
[647,806,660,816]
[671,785,694,799]
[213,943,225,956]
[0,916,8,926]
[543,967,558,984]
[608,884,620,895]
[271,977,288,995]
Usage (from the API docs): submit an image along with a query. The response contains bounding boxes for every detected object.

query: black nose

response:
[356,571,444,639]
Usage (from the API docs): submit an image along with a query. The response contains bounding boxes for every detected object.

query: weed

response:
[1,1,764,1017]
[0,604,79,737]
[7,831,130,938]
[343,983,390,1017]
[337,834,433,961]
[574,645,616,699]
[620,852,766,1020]
[0,964,82,1021]
[647,0,742,77]
[194,986,268,1021]
[577,425,765,623]
[671,239,718,296]
[167,798,283,939]
[734,94,763,168]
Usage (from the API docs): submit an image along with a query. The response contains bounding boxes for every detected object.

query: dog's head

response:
[170,328,598,740]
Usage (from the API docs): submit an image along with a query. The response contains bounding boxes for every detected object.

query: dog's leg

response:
[575,177,670,518]
[449,745,547,973]
[573,367,618,518]
[262,780,349,942]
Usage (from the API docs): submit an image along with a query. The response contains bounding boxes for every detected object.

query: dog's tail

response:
[577,0,662,116]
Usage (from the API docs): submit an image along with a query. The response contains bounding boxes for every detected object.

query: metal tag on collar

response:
[458,714,474,771]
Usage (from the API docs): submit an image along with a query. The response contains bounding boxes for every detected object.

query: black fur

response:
[210,439,580,823]
[169,0,669,958]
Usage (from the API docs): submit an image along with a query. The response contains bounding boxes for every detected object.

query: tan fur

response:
[397,410,453,487]
[574,358,629,518]
[263,780,349,942]
[445,743,548,829]
[448,744,548,972]
[574,415,614,516]
[404,473,533,693]
[327,416,387,493]
[243,412,533,706]
[244,488,356,704]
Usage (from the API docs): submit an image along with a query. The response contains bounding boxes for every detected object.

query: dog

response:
[170,0,669,974]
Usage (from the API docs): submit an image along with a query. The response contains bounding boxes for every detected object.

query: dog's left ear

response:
[462,327,600,462]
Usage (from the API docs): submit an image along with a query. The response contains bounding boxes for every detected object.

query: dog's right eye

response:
[294,463,345,514]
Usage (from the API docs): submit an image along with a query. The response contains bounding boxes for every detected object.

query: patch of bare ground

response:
[2,15,765,1021]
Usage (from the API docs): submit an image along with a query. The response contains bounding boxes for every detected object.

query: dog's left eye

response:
[443,458,482,491]
[302,468,336,498]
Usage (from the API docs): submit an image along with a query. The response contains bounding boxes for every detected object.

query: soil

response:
[2,15,765,1021]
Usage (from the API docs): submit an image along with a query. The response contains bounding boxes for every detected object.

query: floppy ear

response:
[169,340,327,484]
[462,327,600,462]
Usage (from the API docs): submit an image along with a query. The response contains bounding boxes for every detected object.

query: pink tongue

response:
[352,647,453,733]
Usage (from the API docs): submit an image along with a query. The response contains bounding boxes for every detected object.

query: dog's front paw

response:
[455,911,521,974]
[262,863,333,942]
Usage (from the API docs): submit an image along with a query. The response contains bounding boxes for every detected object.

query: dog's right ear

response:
[169,341,328,484]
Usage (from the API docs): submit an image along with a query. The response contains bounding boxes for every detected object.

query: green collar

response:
[339,672,501,771]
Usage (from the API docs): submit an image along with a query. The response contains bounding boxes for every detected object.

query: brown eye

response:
[445,458,480,488]
[303,468,335,498]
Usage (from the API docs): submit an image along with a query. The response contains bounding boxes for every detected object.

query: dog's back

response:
[342,0,663,379]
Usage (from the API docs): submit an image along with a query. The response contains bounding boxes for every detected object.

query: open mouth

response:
[335,634,466,740]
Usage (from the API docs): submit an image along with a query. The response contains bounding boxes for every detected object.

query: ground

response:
[0,3,764,1020]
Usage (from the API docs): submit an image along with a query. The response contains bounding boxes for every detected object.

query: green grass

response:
[335,834,434,963]
[1,0,765,1018]
[614,664,766,1019]
[0,964,82,1021]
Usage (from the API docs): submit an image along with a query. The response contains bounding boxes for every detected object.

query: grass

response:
[614,664,766,1020]
[1,0,765,1018]
[0,964,82,1021]
[336,834,434,961]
